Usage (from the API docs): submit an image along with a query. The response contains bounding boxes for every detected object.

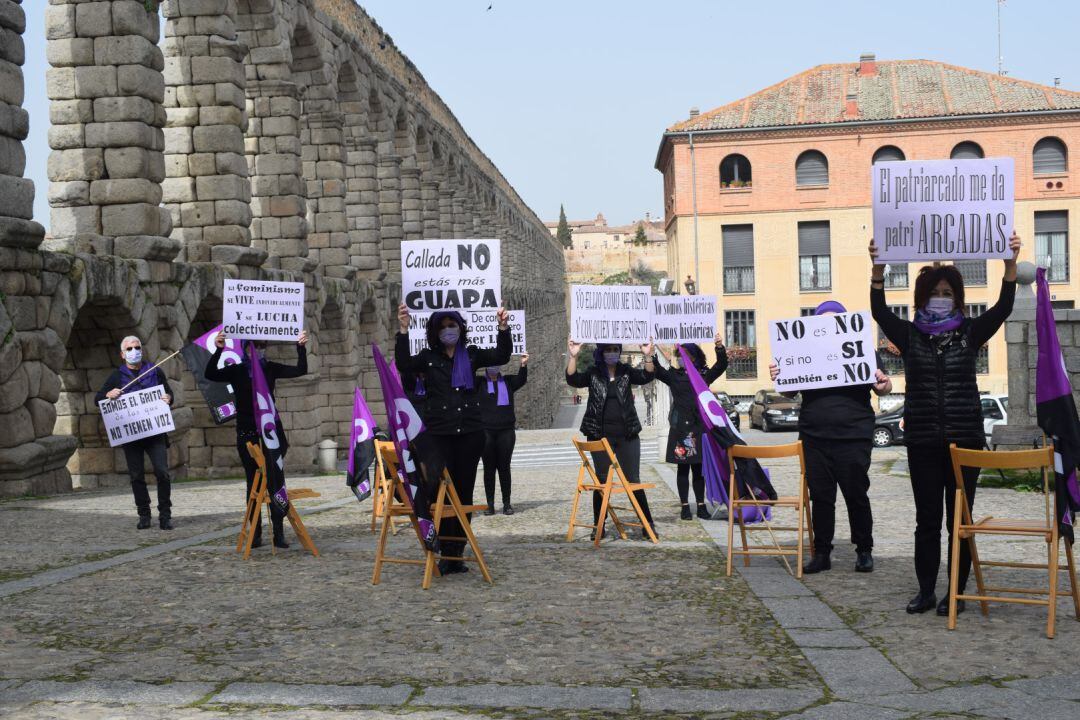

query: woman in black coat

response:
[869,233,1020,616]
[565,336,656,538]
[654,335,727,520]
[395,304,512,573]
[477,353,528,516]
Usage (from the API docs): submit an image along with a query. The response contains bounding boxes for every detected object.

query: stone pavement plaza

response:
[1,429,1079,719]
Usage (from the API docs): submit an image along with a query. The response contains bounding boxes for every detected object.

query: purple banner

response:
[248,342,289,513]
[346,388,377,502]
[872,158,1014,262]
[179,324,239,423]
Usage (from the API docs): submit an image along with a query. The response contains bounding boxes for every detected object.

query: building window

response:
[724,310,756,379]
[795,150,829,186]
[722,224,754,293]
[797,221,831,291]
[877,305,908,376]
[1033,137,1068,174]
[1052,300,1076,310]
[953,260,987,286]
[966,303,989,374]
[950,141,984,159]
[883,262,908,288]
[872,145,906,164]
[800,308,817,317]
[720,154,752,188]
[1035,210,1069,282]
[613,234,620,243]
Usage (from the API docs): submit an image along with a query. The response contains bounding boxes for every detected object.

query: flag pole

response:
[119,350,181,392]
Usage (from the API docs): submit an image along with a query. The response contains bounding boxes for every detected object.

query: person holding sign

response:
[655,336,728,521]
[477,354,529,516]
[565,338,657,539]
[205,330,309,549]
[395,305,512,574]
[95,336,175,530]
[870,232,1021,616]
[769,302,892,575]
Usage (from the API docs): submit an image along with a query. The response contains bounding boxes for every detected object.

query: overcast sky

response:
[22,0,1080,229]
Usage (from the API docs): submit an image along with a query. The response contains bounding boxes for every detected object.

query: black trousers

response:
[803,436,873,554]
[483,428,516,507]
[429,431,486,559]
[236,433,284,539]
[907,443,980,596]
[590,434,652,526]
[675,463,705,505]
[122,434,171,518]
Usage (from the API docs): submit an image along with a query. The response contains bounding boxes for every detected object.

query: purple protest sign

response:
[346,388,377,503]
[872,158,1014,262]
[248,342,289,513]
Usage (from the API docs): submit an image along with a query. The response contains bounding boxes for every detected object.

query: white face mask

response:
[124,348,142,365]
[925,297,954,314]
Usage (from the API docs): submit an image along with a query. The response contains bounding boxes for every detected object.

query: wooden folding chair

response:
[726,441,813,578]
[370,440,406,536]
[236,441,320,559]
[566,437,658,547]
[947,444,1080,639]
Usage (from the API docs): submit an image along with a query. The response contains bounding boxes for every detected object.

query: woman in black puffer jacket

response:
[869,233,1020,616]
[566,336,656,538]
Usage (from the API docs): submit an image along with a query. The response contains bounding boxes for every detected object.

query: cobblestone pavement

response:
[1,429,1078,719]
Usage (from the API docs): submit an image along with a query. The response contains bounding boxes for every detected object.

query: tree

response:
[556,204,573,249]
[632,222,648,247]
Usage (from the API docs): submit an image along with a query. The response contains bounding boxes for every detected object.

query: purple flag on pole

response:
[679,346,774,522]
[346,388,377,503]
[1035,267,1080,542]
[372,344,439,550]
[179,324,239,423]
[247,342,289,513]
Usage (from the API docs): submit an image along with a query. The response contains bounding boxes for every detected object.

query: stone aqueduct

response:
[0,0,567,497]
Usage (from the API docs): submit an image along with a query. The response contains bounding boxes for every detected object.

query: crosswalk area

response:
[497,437,662,469]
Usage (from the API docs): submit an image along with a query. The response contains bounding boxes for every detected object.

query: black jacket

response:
[95,365,173,405]
[872,280,1015,448]
[567,362,653,439]
[395,328,512,436]
[205,345,307,435]
[477,367,527,431]
[653,354,727,436]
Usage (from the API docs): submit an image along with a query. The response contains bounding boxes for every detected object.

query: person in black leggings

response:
[565,336,656,539]
[654,335,727,521]
[395,305,511,574]
[478,353,528,515]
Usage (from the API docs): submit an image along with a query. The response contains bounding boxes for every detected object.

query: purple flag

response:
[679,346,773,522]
[1035,267,1080,542]
[372,344,439,550]
[247,342,289,513]
[179,324,239,423]
[346,388,377,503]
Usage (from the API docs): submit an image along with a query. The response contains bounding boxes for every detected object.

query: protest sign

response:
[222,279,305,341]
[99,384,175,447]
[407,309,525,356]
[768,311,876,392]
[872,158,1014,262]
[569,284,652,344]
[401,239,502,312]
[651,295,717,343]
[179,324,239,424]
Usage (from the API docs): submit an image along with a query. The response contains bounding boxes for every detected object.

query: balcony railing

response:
[954,261,987,286]
[723,266,755,294]
[727,356,757,379]
[799,257,831,292]
[883,267,908,288]
[1038,254,1069,283]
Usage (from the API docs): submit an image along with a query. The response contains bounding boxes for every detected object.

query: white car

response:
[981,394,1008,441]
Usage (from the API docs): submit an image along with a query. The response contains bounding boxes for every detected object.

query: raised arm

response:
[869,239,911,354]
[473,326,512,368]
[565,336,590,388]
[509,361,528,391]
[626,341,655,385]
[268,331,309,379]
[704,334,728,383]
[204,340,244,384]
[970,233,1021,349]
[394,304,425,373]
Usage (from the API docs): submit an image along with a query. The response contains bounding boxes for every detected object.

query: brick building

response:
[655,54,1080,404]
[544,212,665,250]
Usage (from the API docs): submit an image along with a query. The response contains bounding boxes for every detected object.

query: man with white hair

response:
[95,335,175,529]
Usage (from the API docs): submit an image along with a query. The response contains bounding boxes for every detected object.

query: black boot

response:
[503,503,515,516]
[483,502,496,516]
[906,590,937,614]
[159,516,174,531]
[696,503,711,520]
[937,595,965,616]
[854,551,874,573]
[589,524,606,541]
[680,504,692,521]
[272,524,289,549]
[802,553,831,574]
[136,515,152,530]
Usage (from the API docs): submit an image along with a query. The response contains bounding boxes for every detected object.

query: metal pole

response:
[997,0,1005,76]
[689,132,701,291]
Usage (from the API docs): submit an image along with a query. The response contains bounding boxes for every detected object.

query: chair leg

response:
[795,496,805,580]
[803,484,815,556]
[623,480,657,543]
[567,475,583,542]
[1065,539,1080,619]
[1048,531,1061,639]
[726,499,736,577]
[446,481,493,584]
[967,533,990,617]
[371,481,395,585]
[738,510,750,567]
[947,496,963,630]
[594,483,613,549]
[423,482,448,590]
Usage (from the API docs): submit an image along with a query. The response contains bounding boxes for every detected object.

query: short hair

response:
[120,335,141,350]
[913,265,965,312]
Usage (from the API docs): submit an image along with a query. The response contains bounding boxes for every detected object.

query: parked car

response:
[748,390,800,432]
[981,394,1008,441]
[873,404,905,448]
[715,391,741,430]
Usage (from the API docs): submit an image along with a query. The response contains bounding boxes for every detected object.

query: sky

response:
[21,0,1080,230]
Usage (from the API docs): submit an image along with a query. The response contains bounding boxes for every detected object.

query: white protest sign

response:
[651,295,717,344]
[98,384,175,447]
[402,239,501,312]
[407,310,526,356]
[222,279,305,341]
[769,311,876,392]
[569,284,651,344]
[873,158,1014,262]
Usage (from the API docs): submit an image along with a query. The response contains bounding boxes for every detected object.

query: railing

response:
[883,266,908,288]
[799,257,831,291]
[1039,255,1069,283]
[879,353,904,377]
[723,266,755,294]
[975,346,989,374]
[727,355,757,379]
[954,261,987,286]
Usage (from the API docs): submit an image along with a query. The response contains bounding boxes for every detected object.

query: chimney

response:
[858,53,877,76]
[845,92,859,118]
[689,106,700,118]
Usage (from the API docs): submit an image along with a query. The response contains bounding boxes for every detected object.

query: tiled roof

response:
[668,60,1080,132]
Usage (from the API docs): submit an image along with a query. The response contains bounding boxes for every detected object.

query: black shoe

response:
[483,504,496,516]
[641,524,658,540]
[451,560,469,574]
[437,559,452,575]
[696,504,711,520]
[272,531,289,549]
[159,517,173,531]
[854,551,874,573]
[680,505,693,521]
[906,591,937,614]
[250,535,263,549]
[589,526,606,541]
[802,553,832,574]
[503,504,515,516]
[937,595,966,616]
[136,516,152,530]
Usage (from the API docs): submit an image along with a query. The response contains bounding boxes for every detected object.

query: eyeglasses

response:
[126,345,142,351]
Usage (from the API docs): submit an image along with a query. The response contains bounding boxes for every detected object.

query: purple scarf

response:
[430,310,473,389]
[913,307,964,335]
[118,361,158,392]
[486,374,510,406]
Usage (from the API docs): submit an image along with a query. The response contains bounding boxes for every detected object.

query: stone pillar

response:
[438,181,454,239]
[452,187,467,238]
[400,166,422,241]
[161,0,257,266]
[421,179,440,238]
[0,0,42,250]
[303,111,350,277]
[377,155,402,279]
[346,138,379,275]
[46,0,176,260]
